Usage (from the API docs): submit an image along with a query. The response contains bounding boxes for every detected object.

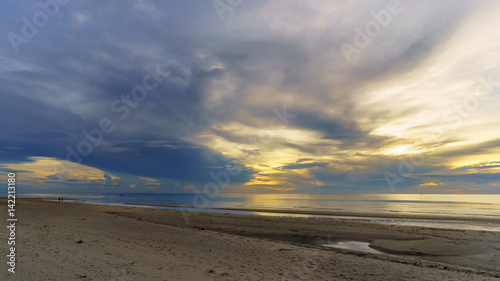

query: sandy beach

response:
[1,199,499,280]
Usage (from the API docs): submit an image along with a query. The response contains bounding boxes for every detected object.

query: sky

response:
[1,0,500,194]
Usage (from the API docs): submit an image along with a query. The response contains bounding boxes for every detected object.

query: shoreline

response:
[18,197,500,222]
[121,202,500,223]
[13,195,500,223]
[19,197,500,233]
[1,199,499,280]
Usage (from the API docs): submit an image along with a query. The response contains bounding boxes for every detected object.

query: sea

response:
[20,193,500,232]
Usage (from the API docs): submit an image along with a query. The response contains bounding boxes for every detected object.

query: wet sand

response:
[1,199,499,280]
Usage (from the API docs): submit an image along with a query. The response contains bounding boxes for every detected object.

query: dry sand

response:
[1,199,499,280]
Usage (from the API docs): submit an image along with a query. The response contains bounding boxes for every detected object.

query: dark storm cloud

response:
[75,142,253,183]
[0,62,251,183]
[0,94,83,163]
[0,0,255,187]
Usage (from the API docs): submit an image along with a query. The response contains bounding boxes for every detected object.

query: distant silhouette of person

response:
[61,197,63,202]
[58,197,61,202]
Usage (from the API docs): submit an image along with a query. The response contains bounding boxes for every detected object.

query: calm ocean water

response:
[21,193,500,231]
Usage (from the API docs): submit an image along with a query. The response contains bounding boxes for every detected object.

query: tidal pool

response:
[323,241,383,254]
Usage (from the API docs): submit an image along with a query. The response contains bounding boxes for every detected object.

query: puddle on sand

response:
[322,241,383,254]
